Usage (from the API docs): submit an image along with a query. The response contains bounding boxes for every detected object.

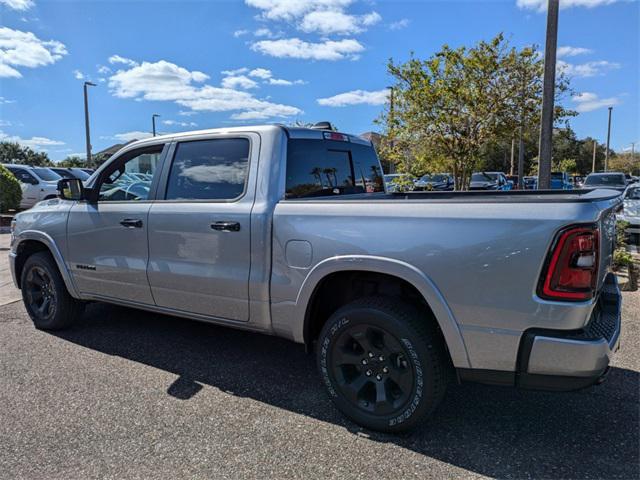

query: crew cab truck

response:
[9,125,623,432]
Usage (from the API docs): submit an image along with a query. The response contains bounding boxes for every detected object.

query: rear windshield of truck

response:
[285,139,384,198]
[584,174,626,186]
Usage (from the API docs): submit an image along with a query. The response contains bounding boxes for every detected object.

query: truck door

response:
[146,134,257,321]
[66,144,167,304]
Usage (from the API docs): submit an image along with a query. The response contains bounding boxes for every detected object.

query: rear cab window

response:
[285,138,384,198]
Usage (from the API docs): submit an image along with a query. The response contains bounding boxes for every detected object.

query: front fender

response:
[281,255,471,369]
[13,230,80,298]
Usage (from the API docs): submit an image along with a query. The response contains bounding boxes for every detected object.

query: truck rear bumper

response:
[458,273,622,391]
[518,273,621,390]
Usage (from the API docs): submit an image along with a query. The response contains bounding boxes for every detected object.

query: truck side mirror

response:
[57,178,85,201]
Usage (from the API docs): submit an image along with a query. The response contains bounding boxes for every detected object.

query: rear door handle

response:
[211,221,240,232]
[120,218,143,228]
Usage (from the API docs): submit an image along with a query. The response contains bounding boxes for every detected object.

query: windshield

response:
[31,167,62,181]
[584,174,626,186]
[471,173,498,182]
[420,174,446,182]
[384,174,411,182]
[626,187,640,200]
[51,168,75,179]
[69,168,91,180]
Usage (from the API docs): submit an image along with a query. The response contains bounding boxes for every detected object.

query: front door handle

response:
[120,218,143,228]
[211,221,240,232]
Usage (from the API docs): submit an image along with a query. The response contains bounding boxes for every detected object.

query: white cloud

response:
[112,131,153,142]
[0,96,16,104]
[389,18,410,30]
[361,11,382,26]
[572,92,620,112]
[557,59,620,77]
[517,0,620,11]
[245,0,353,22]
[300,10,380,35]
[233,29,249,37]
[97,64,112,74]
[221,74,258,89]
[178,110,198,116]
[317,89,388,107]
[162,119,198,127]
[245,0,380,35]
[221,67,249,76]
[73,69,84,80]
[107,58,302,120]
[268,77,305,86]
[0,0,34,11]
[109,60,209,100]
[0,130,64,151]
[557,46,593,58]
[0,27,67,78]
[108,54,139,67]
[248,67,272,79]
[252,38,364,60]
[254,27,277,38]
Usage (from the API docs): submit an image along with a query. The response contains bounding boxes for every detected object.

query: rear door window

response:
[7,167,38,184]
[165,138,250,201]
[285,139,384,198]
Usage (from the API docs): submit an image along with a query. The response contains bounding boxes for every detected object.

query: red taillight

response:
[539,226,599,301]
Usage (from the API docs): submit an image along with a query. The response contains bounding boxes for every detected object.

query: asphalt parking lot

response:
[0,291,638,479]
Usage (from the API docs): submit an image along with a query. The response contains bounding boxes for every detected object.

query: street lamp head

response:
[152,113,161,118]
[84,81,96,87]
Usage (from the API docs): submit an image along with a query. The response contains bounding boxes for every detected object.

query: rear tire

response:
[317,297,448,433]
[21,251,84,330]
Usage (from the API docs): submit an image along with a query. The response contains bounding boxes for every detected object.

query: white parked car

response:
[2,164,61,209]
[618,183,640,243]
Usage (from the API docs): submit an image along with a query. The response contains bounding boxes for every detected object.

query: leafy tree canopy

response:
[0,141,52,167]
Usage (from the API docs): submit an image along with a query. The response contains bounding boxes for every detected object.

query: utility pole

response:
[537,0,559,189]
[83,81,96,167]
[592,139,597,173]
[152,114,161,137]
[517,73,526,190]
[510,138,515,176]
[605,106,612,172]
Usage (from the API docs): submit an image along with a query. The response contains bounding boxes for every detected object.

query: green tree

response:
[378,34,574,189]
[0,163,22,212]
[0,141,52,166]
[58,156,87,168]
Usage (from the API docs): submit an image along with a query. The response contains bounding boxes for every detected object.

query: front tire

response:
[317,297,448,433]
[21,251,84,330]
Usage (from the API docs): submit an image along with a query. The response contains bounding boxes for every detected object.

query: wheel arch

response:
[13,231,79,297]
[298,255,471,369]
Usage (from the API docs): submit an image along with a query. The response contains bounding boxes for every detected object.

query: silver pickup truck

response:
[8,125,623,432]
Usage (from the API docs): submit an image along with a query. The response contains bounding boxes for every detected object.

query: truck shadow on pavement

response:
[53,302,639,479]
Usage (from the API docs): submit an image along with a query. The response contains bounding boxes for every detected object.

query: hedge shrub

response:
[0,163,22,213]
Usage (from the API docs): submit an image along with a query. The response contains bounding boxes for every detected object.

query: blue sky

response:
[0,0,638,162]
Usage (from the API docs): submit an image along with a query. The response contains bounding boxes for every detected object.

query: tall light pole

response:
[537,0,559,190]
[605,106,613,172]
[83,81,96,167]
[152,114,160,137]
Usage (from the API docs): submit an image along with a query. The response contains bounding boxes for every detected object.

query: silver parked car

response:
[9,125,623,433]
